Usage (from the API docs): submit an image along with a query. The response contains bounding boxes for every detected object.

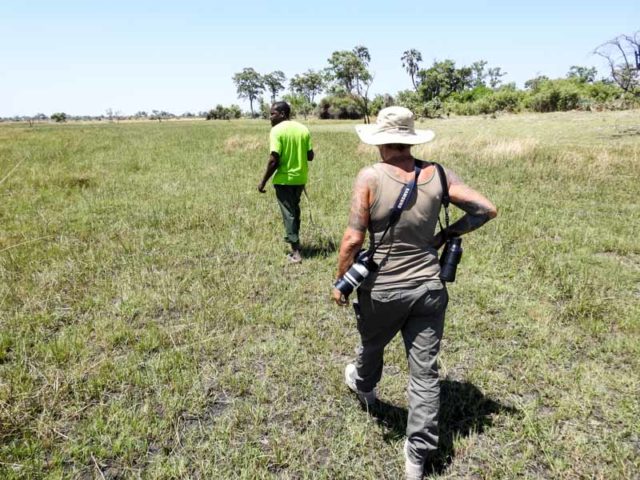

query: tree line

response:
[231,31,640,120]
[0,108,243,124]
[3,31,637,123]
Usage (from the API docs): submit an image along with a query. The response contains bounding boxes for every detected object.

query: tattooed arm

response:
[332,167,377,305]
[432,168,497,249]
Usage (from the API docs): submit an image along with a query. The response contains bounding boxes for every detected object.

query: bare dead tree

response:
[594,31,640,95]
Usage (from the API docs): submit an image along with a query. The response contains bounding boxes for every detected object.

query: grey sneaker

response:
[344,364,376,405]
[404,440,424,480]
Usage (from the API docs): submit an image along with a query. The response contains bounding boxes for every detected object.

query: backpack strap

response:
[432,162,451,229]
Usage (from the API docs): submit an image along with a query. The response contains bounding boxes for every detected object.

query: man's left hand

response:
[257,182,267,193]
[331,287,349,306]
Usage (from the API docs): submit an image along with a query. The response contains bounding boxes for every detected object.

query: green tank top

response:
[361,161,444,292]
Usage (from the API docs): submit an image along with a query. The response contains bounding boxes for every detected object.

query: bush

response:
[51,112,67,123]
[524,80,582,112]
[395,90,444,118]
[206,104,242,120]
[282,94,314,119]
[318,95,362,119]
[491,88,524,112]
[450,85,493,103]
[585,82,622,104]
[369,94,395,116]
[395,90,424,115]
[447,88,524,115]
[228,105,242,119]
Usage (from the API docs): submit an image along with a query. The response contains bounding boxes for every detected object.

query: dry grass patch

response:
[416,137,539,166]
[223,134,263,154]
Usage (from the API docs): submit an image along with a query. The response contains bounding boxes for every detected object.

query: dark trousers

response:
[274,184,304,246]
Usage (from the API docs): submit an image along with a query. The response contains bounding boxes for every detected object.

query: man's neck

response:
[382,154,415,172]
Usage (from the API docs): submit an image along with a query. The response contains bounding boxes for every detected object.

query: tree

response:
[51,112,67,123]
[594,31,640,95]
[326,45,373,122]
[150,110,173,122]
[289,69,325,105]
[417,59,472,101]
[487,67,507,89]
[524,75,549,91]
[470,60,488,87]
[567,66,598,83]
[369,93,395,115]
[263,70,287,103]
[282,93,313,119]
[232,67,265,117]
[401,49,423,90]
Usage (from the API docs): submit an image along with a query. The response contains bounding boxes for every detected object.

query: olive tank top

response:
[360,160,444,292]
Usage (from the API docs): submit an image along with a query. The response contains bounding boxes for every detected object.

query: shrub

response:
[524,80,581,112]
[51,112,67,123]
[318,95,362,119]
[447,88,524,115]
[369,94,395,116]
[282,93,314,119]
[585,82,622,104]
[395,90,424,115]
[228,105,242,119]
[491,88,524,112]
[450,85,493,103]
[206,104,242,120]
[395,90,444,118]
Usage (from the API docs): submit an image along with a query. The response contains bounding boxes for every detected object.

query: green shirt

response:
[270,120,313,185]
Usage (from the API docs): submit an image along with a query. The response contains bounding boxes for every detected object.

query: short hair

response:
[272,101,291,117]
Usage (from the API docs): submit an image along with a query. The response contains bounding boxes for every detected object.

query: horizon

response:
[1,0,638,117]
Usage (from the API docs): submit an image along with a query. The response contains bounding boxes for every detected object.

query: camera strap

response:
[433,162,450,229]
[369,164,422,255]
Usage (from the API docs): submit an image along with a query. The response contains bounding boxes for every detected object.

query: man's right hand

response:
[432,230,447,250]
[257,182,267,193]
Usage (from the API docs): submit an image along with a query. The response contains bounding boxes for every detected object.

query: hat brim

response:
[355,125,435,146]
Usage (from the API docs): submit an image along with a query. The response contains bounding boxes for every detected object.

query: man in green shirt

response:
[258,101,314,263]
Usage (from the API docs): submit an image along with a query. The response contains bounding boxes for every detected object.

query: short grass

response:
[1,111,639,479]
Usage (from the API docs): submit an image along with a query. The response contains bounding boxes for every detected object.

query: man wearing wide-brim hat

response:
[332,106,497,479]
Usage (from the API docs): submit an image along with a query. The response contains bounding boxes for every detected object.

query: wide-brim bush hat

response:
[355,106,435,146]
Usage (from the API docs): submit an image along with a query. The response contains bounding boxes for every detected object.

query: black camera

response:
[439,237,463,282]
[334,250,378,296]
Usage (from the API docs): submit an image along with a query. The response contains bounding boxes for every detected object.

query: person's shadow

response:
[300,237,337,259]
[367,379,519,476]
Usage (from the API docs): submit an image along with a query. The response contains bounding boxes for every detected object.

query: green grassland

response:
[1,111,639,479]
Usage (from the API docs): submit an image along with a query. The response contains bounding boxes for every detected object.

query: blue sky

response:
[1,1,638,116]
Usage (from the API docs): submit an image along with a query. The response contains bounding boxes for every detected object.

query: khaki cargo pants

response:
[353,282,448,464]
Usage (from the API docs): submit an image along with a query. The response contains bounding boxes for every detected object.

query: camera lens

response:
[335,262,370,295]
[439,237,463,282]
